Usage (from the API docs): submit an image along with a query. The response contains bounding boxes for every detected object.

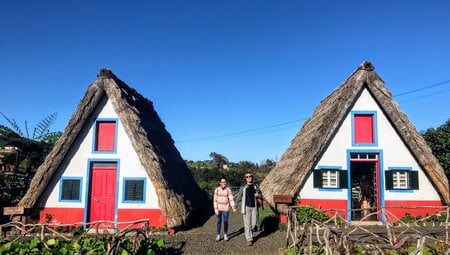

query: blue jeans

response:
[216,211,229,235]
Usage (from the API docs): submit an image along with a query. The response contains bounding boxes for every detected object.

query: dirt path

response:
[160,210,286,255]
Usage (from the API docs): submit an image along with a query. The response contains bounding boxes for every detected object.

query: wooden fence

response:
[285,205,450,254]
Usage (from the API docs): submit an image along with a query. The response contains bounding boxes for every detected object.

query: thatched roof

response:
[18,69,207,229]
[260,61,449,212]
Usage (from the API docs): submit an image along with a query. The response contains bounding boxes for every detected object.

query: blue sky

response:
[1,1,449,163]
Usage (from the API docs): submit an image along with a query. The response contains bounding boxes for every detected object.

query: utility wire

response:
[398,88,450,103]
[176,79,450,144]
[176,118,306,143]
[394,79,450,97]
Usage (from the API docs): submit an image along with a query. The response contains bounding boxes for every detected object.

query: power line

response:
[176,79,450,144]
[394,79,450,97]
[398,88,450,103]
[175,118,306,143]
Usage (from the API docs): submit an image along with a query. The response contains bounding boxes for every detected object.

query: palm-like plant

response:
[0,112,62,173]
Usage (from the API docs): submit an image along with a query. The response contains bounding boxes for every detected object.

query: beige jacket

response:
[213,187,236,213]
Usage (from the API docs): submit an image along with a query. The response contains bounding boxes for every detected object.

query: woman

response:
[213,177,237,241]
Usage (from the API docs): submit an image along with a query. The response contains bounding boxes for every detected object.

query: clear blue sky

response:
[1,1,449,164]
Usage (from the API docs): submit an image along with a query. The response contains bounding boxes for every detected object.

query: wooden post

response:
[3,207,29,234]
[446,207,449,244]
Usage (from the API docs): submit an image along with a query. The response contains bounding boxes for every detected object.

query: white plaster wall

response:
[41,96,159,209]
[300,88,441,201]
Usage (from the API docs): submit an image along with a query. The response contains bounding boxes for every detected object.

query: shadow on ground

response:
[256,215,281,240]
[182,199,214,231]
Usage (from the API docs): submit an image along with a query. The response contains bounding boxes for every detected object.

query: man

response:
[235,172,261,246]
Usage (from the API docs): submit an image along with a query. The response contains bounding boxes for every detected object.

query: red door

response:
[89,164,117,227]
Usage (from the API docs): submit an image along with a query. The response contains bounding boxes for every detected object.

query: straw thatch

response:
[260,61,449,213]
[18,69,207,229]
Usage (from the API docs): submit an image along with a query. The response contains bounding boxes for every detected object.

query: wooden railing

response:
[285,205,450,254]
[0,219,151,242]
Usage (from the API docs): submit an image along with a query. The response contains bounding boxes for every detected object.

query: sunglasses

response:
[245,175,253,178]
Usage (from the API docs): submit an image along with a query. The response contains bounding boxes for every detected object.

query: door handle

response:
[93,197,99,202]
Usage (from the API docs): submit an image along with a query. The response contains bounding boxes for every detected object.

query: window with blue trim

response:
[123,178,145,202]
[60,178,82,201]
[94,120,117,152]
[385,169,418,190]
[351,111,377,146]
[313,169,348,189]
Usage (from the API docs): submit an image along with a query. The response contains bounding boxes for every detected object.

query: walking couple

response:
[213,172,262,246]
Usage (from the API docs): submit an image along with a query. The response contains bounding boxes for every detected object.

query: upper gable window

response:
[352,111,377,146]
[94,120,117,152]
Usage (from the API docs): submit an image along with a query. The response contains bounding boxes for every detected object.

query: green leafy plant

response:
[295,205,330,225]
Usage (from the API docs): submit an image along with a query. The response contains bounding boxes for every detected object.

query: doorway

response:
[88,162,117,228]
[350,160,379,221]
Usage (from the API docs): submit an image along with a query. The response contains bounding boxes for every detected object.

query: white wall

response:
[39,95,159,209]
[300,88,441,201]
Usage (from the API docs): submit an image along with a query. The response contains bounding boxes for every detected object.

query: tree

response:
[259,159,277,172]
[422,118,450,178]
[0,112,62,173]
[209,152,229,169]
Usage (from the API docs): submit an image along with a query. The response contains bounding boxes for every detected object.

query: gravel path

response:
[160,208,286,255]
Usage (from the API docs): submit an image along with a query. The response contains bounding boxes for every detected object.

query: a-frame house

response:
[261,62,449,222]
[18,69,207,229]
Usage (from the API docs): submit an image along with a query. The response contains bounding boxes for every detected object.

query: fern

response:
[32,113,57,141]
[0,112,58,141]
[0,112,24,137]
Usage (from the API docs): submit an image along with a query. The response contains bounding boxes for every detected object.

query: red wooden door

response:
[89,164,117,227]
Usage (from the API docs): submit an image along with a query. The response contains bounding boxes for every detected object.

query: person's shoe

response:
[223,234,229,241]
[215,235,220,242]
[247,240,253,246]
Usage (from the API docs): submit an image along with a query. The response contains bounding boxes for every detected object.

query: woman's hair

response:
[218,177,227,184]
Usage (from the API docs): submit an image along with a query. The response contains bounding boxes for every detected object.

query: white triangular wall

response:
[299,88,441,201]
[38,95,159,209]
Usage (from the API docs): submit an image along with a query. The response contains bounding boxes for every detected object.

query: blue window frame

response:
[123,178,146,203]
[385,167,418,192]
[313,166,347,191]
[351,111,378,146]
[59,177,82,202]
[92,118,118,154]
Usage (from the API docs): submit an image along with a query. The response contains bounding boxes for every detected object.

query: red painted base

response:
[299,199,348,218]
[38,208,167,229]
[117,209,167,229]
[384,200,444,222]
[39,208,84,224]
[279,214,288,224]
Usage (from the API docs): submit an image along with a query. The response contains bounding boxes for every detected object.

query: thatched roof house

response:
[18,69,207,229]
[260,61,449,217]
